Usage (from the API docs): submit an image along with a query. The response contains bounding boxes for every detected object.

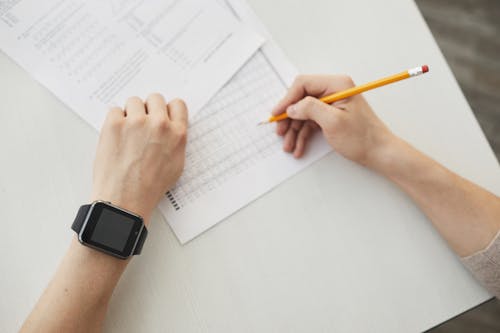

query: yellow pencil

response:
[259,65,429,125]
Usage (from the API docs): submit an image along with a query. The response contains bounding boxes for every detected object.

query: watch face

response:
[80,202,143,258]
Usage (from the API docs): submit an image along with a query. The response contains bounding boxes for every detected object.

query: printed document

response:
[0,0,264,128]
[0,0,331,243]
[158,0,331,243]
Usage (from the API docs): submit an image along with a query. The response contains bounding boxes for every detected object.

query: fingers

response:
[126,94,188,129]
[294,122,314,158]
[272,74,355,116]
[146,93,168,120]
[168,98,188,129]
[125,96,146,120]
[276,118,290,136]
[277,118,301,137]
[287,96,341,129]
[104,107,125,127]
[280,120,316,158]
[272,75,327,116]
[283,122,303,152]
[290,119,303,131]
[100,107,125,144]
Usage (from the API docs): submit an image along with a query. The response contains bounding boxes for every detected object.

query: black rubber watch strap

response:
[71,204,92,233]
[133,227,148,255]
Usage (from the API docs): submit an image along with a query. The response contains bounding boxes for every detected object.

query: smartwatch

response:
[71,201,148,259]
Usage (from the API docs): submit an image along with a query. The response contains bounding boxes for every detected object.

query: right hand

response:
[272,75,395,167]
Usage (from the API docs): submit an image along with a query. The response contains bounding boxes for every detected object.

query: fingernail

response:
[287,104,297,116]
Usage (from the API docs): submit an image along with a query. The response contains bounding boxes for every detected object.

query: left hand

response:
[91,93,188,224]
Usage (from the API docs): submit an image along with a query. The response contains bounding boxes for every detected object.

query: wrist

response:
[90,192,152,226]
[68,236,129,296]
[70,236,130,265]
[366,134,437,185]
[364,132,423,182]
[364,131,403,173]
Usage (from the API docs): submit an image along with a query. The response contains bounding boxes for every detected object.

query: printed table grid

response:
[166,51,286,209]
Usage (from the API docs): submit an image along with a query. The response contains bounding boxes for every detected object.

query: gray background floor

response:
[414,0,500,332]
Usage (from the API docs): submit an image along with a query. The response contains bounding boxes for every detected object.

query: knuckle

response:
[293,75,306,87]
[105,109,123,129]
[303,96,316,108]
[126,96,142,105]
[340,74,355,86]
[108,106,122,113]
[148,92,163,98]
[107,117,122,130]
[146,93,164,104]
[170,98,187,109]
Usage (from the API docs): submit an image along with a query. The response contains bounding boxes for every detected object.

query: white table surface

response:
[1,0,499,332]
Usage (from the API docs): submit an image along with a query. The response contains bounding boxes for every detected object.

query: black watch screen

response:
[79,202,144,259]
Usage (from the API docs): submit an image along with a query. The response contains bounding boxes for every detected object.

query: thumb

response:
[287,96,339,128]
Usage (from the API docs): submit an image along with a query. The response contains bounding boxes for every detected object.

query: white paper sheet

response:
[158,0,331,243]
[0,0,332,244]
[0,0,264,127]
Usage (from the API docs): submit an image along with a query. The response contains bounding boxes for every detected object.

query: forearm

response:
[369,136,500,257]
[21,94,187,331]
[21,237,129,333]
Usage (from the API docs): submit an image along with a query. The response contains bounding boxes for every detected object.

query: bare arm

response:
[370,137,500,257]
[272,74,500,258]
[21,94,188,332]
[21,240,129,332]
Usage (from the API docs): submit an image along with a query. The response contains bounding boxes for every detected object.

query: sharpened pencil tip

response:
[257,120,268,126]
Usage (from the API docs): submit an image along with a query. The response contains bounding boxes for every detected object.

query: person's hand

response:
[91,93,188,224]
[272,75,395,167]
